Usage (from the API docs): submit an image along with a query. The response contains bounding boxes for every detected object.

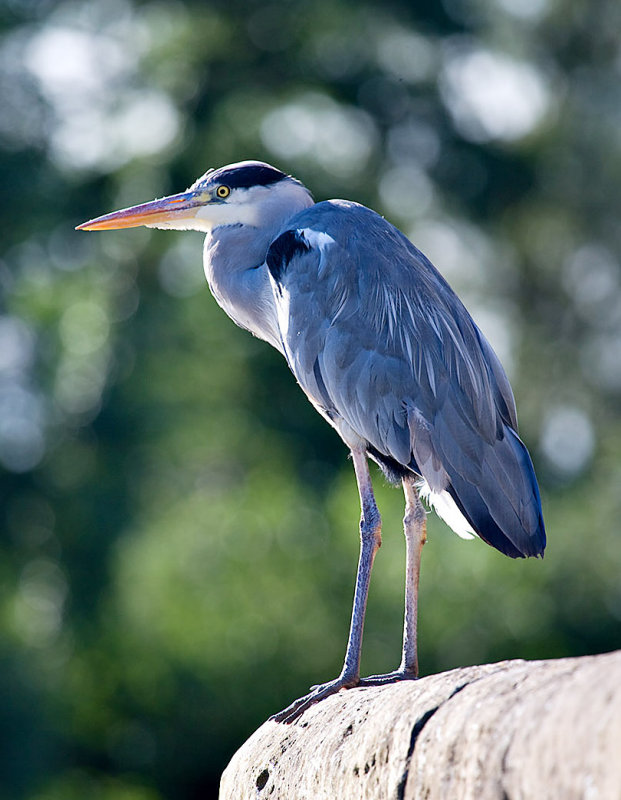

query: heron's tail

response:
[444,427,546,559]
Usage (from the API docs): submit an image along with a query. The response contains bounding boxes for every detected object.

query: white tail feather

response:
[418,481,477,540]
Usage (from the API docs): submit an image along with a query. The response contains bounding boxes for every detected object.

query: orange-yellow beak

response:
[76,189,203,231]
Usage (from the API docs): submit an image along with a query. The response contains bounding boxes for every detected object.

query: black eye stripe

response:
[212,164,286,190]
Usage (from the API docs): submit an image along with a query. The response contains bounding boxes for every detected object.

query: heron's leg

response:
[359,473,426,685]
[338,448,382,680]
[271,449,381,723]
[399,474,427,676]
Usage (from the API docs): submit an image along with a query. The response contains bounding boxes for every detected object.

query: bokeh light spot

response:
[59,300,110,356]
[261,93,377,176]
[441,45,551,142]
[540,405,595,479]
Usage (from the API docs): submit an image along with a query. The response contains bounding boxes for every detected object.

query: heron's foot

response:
[271,673,359,724]
[358,666,418,687]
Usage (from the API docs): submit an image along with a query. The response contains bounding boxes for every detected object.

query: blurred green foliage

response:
[1,0,621,797]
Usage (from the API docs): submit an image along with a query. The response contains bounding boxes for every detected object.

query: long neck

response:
[202,180,314,352]
[203,223,284,352]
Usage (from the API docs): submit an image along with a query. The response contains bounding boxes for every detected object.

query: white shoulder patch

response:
[299,228,336,251]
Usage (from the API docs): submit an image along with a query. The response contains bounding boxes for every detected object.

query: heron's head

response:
[77,161,314,233]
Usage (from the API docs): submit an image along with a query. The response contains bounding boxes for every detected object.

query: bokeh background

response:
[1,0,621,797]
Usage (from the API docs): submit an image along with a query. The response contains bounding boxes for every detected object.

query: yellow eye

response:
[216,185,230,199]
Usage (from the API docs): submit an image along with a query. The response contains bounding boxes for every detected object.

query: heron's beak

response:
[76,190,203,231]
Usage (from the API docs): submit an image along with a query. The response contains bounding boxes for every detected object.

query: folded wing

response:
[266,201,545,559]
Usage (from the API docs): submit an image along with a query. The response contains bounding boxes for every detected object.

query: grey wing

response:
[266,209,545,559]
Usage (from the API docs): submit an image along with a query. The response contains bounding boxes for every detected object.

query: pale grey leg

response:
[359,473,426,685]
[272,449,381,723]
[399,474,427,677]
[339,448,382,680]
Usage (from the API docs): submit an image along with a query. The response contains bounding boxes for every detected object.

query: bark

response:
[220,650,621,799]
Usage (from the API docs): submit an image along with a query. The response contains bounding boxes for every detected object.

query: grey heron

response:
[78,160,546,722]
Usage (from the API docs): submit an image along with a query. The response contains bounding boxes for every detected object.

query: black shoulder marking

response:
[266,230,311,285]
[215,164,286,190]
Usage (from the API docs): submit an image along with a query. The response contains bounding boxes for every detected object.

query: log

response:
[220,650,621,799]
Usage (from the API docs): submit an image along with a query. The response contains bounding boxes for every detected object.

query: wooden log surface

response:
[220,650,621,799]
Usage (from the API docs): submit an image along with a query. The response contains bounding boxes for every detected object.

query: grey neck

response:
[203,223,284,352]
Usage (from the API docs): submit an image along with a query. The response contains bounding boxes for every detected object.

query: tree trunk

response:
[220,650,621,799]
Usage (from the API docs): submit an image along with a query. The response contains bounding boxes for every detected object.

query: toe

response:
[271,675,358,724]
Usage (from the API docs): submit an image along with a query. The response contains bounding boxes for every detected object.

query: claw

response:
[271,666,419,724]
[271,675,359,724]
